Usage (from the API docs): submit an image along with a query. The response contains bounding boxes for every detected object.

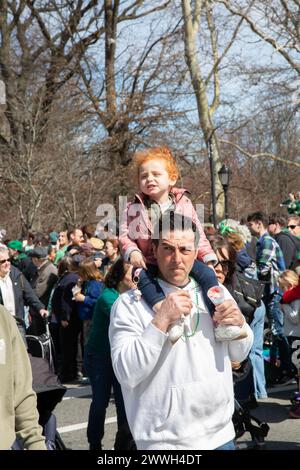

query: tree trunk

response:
[181,0,224,221]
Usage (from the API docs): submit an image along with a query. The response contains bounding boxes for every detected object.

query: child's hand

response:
[130,251,147,269]
[74,292,85,302]
[206,261,216,272]
[153,300,164,313]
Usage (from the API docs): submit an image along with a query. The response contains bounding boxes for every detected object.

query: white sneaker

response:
[214,323,248,342]
[168,321,185,344]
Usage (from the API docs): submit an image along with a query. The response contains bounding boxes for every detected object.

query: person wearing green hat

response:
[49,231,59,245]
[7,240,23,252]
[7,240,31,273]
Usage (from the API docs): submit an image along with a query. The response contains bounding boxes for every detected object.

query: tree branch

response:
[220,138,300,168]
[219,0,300,75]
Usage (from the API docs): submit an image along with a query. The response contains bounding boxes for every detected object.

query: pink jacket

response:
[119,187,217,265]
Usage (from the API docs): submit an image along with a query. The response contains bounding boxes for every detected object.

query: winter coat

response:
[77,280,103,321]
[119,188,217,265]
[282,299,300,337]
[0,266,44,320]
[51,271,79,323]
[30,261,58,307]
[0,305,46,450]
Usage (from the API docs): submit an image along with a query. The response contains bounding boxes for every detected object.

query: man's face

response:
[268,222,278,236]
[8,247,17,258]
[31,256,41,267]
[0,251,11,278]
[268,222,281,235]
[287,219,300,237]
[71,229,84,245]
[247,220,261,236]
[153,229,197,286]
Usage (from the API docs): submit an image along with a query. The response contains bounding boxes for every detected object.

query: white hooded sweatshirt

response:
[109,278,253,450]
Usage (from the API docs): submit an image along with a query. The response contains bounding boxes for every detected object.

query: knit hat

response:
[7,240,23,252]
[49,231,58,244]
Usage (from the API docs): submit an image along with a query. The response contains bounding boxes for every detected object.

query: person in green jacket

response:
[0,305,46,450]
[54,231,68,265]
[84,258,135,451]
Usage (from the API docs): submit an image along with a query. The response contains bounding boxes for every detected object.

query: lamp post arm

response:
[224,185,229,219]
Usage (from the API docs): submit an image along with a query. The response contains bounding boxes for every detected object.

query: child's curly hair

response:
[278,270,299,290]
[132,146,179,186]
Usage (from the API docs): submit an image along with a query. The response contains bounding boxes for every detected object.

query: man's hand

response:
[61,320,69,328]
[231,361,242,370]
[152,291,193,333]
[213,300,244,327]
[39,309,49,318]
[129,251,147,269]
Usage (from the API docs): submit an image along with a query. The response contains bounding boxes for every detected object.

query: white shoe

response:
[214,323,248,342]
[168,321,184,344]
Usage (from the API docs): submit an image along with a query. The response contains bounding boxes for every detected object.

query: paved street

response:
[55,382,300,451]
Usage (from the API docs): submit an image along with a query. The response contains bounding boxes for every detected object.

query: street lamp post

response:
[218,164,231,220]
[208,137,217,228]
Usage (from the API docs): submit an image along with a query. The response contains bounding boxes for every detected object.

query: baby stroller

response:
[232,359,270,450]
[12,318,68,450]
[26,317,56,372]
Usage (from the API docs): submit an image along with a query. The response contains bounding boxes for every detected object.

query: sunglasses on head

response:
[0,258,10,265]
[287,225,298,229]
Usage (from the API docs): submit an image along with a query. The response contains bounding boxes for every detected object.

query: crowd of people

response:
[0,146,300,450]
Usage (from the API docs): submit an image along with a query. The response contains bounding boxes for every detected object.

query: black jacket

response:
[51,271,79,323]
[274,231,300,269]
[0,266,44,320]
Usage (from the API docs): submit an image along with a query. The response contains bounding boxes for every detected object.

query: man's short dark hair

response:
[268,214,286,227]
[247,211,269,228]
[152,211,200,247]
[81,224,95,239]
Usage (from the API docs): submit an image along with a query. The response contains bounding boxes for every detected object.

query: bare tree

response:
[79,0,182,202]
[219,0,300,76]
[217,0,300,167]
[181,0,246,220]
[0,1,106,233]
